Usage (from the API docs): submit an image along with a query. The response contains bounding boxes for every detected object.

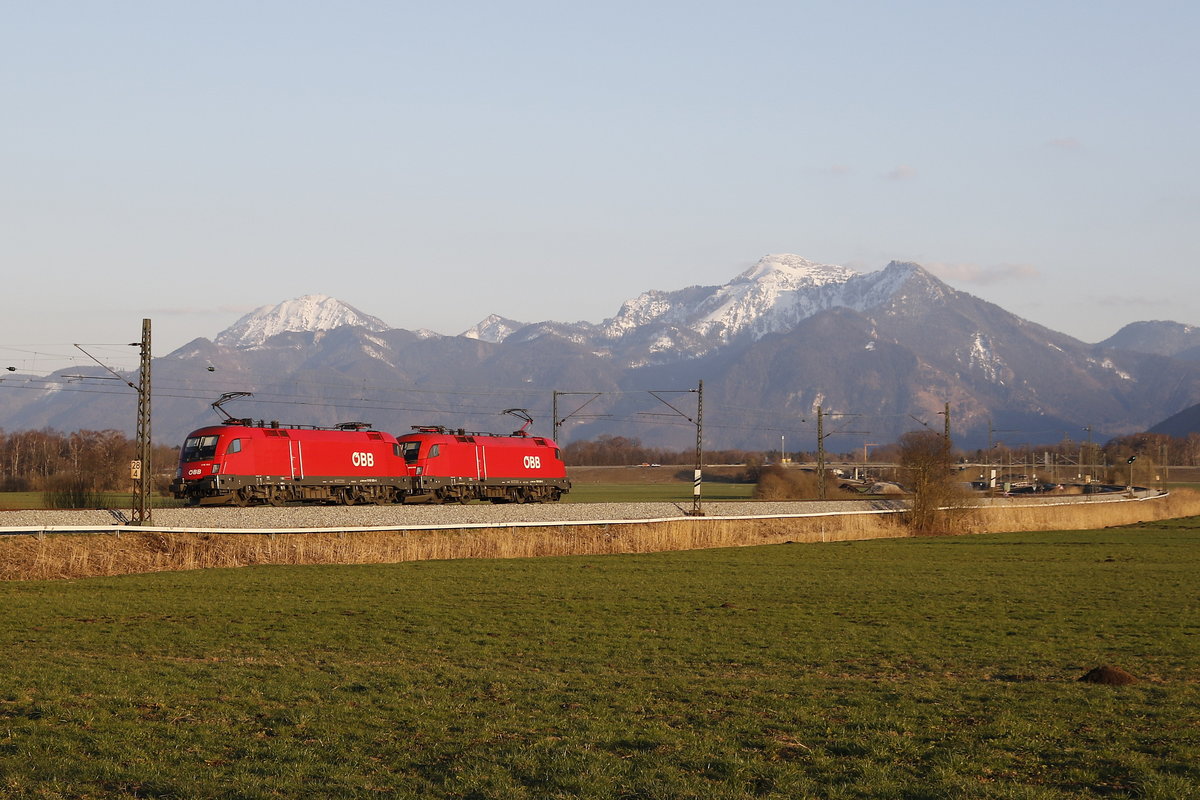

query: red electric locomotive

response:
[397,423,570,504]
[169,421,412,506]
[169,396,570,506]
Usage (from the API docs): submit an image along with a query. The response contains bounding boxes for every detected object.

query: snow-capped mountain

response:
[215,295,391,349]
[4,254,1200,449]
[460,314,528,343]
[600,254,858,342]
[479,255,940,365]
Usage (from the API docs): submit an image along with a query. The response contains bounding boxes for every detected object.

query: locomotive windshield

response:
[181,435,219,462]
[400,441,420,464]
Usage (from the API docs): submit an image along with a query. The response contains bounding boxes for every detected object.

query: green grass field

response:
[562,481,755,503]
[1,521,1198,798]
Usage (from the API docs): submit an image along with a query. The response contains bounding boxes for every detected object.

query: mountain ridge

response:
[215,294,391,349]
[2,254,1198,450]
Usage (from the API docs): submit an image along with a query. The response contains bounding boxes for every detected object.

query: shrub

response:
[753,466,856,500]
[43,475,105,510]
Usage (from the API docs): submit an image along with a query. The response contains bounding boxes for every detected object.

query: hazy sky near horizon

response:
[3,1,1198,373]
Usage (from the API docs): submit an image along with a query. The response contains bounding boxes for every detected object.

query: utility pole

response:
[73,323,152,524]
[1083,425,1094,485]
[645,381,704,516]
[133,318,152,525]
[815,406,865,499]
[942,402,951,454]
[693,380,704,515]
[817,405,826,500]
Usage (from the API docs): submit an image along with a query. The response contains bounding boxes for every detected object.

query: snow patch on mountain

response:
[964,332,1006,384]
[1089,357,1133,381]
[215,295,391,349]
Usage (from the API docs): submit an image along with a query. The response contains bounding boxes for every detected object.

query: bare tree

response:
[898,429,968,534]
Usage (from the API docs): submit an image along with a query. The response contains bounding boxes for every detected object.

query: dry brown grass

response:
[954,490,1200,536]
[0,512,906,581]
[4,491,1199,581]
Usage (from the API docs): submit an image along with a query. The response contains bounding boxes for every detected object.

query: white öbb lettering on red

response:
[523,455,541,469]
[351,452,375,468]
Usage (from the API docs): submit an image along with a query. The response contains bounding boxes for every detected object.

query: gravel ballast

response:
[0,500,904,531]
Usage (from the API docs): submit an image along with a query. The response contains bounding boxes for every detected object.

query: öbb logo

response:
[523,455,541,469]
[351,452,375,468]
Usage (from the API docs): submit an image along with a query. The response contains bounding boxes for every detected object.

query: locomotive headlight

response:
[211,464,220,473]
[415,467,423,475]
[175,467,182,479]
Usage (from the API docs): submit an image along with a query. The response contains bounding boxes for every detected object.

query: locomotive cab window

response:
[226,439,242,454]
[428,444,440,458]
[181,435,219,462]
[400,442,421,464]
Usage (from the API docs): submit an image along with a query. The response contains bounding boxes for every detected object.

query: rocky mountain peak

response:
[214,294,391,349]
[732,253,857,287]
[461,314,528,343]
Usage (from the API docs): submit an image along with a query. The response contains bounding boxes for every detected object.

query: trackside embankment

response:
[2,491,1198,580]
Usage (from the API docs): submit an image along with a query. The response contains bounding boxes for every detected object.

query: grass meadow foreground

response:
[1,521,1198,799]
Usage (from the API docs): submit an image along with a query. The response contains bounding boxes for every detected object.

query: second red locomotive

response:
[398,425,568,504]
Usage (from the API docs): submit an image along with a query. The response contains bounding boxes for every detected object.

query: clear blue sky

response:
[3,1,1198,372]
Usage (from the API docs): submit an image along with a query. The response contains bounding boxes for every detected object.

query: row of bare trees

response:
[563,431,1200,470]
[0,428,176,493]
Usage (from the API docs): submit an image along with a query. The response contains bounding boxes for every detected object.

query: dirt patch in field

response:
[1079,665,1138,685]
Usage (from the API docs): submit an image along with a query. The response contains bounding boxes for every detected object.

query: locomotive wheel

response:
[232,488,250,507]
[266,488,284,507]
